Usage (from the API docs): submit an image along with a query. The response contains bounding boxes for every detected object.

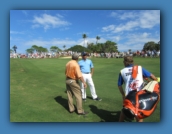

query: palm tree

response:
[82,34,87,48]
[96,36,100,44]
[13,45,17,53]
[63,45,66,51]
[128,49,132,54]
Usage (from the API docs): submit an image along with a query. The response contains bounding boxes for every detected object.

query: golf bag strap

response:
[132,65,138,79]
[135,91,139,115]
[135,90,145,117]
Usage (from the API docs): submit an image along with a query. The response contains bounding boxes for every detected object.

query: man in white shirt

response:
[118,56,158,122]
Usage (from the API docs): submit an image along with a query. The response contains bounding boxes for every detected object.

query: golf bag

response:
[122,81,160,120]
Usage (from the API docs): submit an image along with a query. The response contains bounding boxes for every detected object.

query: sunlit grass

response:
[10,57,160,122]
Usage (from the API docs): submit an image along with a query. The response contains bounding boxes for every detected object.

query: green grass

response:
[10,57,160,122]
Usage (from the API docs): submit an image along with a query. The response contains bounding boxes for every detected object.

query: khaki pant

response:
[66,78,84,114]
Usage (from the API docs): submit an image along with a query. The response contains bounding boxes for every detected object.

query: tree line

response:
[10,34,160,54]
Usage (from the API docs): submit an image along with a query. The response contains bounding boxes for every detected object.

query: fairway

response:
[10,57,160,122]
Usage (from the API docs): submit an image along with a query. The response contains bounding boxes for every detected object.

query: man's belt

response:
[66,77,75,80]
[82,72,90,74]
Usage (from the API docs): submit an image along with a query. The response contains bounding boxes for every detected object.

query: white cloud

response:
[10,31,24,34]
[77,40,87,47]
[103,10,160,52]
[22,10,28,16]
[117,32,159,52]
[110,11,138,20]
[120,12,139,20]
[126,32,159,44]
[102,25,115,32]
[31,24,40,29]
[114,21,139,33]
[104,10,160,33]
[78,37,107,46]
[110,12,118,18]
[109,36,121,42]
[23,37,108,50]
[23,39,78,49]
[102,21,139,33]
[24,40,49,47]
[32,13,71,31]
[117,43,143,52]
[56,14,64,18]
[139,10,160,28]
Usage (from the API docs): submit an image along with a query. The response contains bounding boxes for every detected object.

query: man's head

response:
[72,53,79,60]
[123,56,134,66]
[81,52,88,60]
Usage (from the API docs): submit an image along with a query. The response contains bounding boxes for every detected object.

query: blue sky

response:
[10,10,160,54]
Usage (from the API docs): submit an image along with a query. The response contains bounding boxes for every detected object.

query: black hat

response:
[81,52,87,56]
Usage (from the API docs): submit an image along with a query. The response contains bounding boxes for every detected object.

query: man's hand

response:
[83,82,87,88]
[79,76,87,88]
[122,95,125,101]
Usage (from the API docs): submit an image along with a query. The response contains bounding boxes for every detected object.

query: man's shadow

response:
[54,96,69,112]
[89,105,121,122]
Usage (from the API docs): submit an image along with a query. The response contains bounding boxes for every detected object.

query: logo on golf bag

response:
[139,96,158,103]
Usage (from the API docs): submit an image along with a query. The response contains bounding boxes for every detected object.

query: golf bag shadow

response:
[122,81,160,120]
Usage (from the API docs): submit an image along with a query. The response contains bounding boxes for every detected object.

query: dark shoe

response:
[78,111,89,115]
[93,97,102,101]
[69,110,75,113]
[82,98,86,102]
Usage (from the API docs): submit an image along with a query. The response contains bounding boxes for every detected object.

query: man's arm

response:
[65,68,67,78]
[79,76,87,88]
[91,68,94,76]
[90,60,94,76]
[150,74,158,81]
[118,73,125,100]
[142,67,158,81]
[118,86,125,101]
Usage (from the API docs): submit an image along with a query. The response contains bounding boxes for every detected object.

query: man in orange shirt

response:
[65,53,89,115]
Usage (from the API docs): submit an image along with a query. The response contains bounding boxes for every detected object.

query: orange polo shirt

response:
[65,60,82,80]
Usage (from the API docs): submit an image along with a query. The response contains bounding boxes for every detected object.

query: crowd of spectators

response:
[10,50,160,59]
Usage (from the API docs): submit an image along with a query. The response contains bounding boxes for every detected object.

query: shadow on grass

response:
[89,105,121,122]
[54,96,69,112]
[87,96,93,100]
